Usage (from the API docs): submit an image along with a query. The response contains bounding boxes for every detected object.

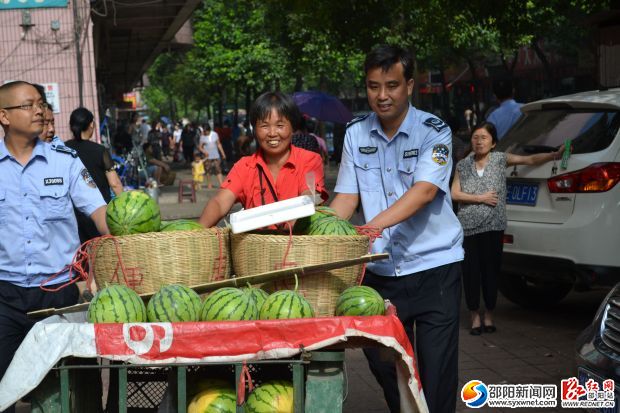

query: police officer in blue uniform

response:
[0,81,109,413]
[331,45,464,413]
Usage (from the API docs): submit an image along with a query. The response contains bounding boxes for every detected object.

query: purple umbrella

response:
[292,91,353,124]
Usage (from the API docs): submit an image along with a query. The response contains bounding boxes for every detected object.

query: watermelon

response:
[106,190,161,236]
[245,380,294,413]
[160,219,204,232]
[87,284,147,323]
[259,277,314,320]
[146,284,202,322]
[293,206,337,234]
[335,286,385,316]
[306,216,357,236]
[188,378,230,399]
[187,386,236,413]
[242,284,269,312]
[201,288,258,321]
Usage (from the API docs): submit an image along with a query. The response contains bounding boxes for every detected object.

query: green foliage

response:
[142,0,611,118]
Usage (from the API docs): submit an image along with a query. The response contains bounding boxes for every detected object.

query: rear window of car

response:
[496,109,620,155]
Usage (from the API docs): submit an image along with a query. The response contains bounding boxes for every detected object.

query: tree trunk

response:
[531,38,554,96]
[217,87,224,126]
[466,58,481,120]
[234,85,239,125]
[245,87,251,125]
[294,73,303,92]
[499,50,519,77]
[438,65,450,120]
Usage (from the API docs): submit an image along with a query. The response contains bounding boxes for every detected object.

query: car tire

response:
[499,272,573,308]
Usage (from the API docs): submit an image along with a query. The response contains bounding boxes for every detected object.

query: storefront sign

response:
[42,82,60,113]
[0,0,68,9]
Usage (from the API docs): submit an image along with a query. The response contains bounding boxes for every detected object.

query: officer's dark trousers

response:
[0,281,78,413]
[362,262,461,413]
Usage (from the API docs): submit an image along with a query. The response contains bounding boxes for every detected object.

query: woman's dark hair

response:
[69,107,94,141]
[364,44,414,80]
[249,92,301,130]
[471,121,498,144]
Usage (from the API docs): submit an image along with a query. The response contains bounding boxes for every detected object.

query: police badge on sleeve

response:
[431,144,450,166]
[81,168,96,188]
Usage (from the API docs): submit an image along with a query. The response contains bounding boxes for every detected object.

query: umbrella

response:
[292,91,353,124]
[160,116,172,125]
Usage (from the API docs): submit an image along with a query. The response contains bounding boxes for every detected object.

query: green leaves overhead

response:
[142,0,610,119]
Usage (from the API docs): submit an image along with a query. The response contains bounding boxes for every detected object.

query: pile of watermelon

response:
[293,206,358,236]
[106,190,204,236]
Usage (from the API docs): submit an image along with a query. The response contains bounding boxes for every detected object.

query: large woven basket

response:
[231,233,369,316]
[92,228,231,294]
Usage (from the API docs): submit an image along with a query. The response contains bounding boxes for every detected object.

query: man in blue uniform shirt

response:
[0,81,109,412]
[331,45,464,413]
[486,78,522,139]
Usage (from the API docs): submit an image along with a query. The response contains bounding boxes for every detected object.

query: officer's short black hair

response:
[364,45,414,81]
[249,91,301,131]
[492,78,514,100]
[0,81,38,108]
[472,121,498,144]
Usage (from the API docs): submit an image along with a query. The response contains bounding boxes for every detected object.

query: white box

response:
[230,195,315,234]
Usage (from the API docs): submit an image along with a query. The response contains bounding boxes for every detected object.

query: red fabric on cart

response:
[94,315,413,361]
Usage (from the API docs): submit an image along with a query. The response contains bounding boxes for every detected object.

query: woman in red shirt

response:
[199,92,328,227]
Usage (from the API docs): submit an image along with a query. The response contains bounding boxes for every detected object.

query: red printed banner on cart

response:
[94,315,414,361]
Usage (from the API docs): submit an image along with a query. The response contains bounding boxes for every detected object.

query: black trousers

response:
[362,262,461,413]
[0,281,78,413]
[462,230,504,312]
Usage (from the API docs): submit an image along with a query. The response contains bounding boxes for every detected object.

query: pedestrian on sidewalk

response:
[330,44,464,413]
[198,123,226,189]
[198,91,328,227]
[451,121,563,335]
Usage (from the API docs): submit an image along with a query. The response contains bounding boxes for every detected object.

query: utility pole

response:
[73,0,84,107]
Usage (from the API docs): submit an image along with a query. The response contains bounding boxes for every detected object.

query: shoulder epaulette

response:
[346,113,370,129]
[423,117,449,132]
[51,143,78,158]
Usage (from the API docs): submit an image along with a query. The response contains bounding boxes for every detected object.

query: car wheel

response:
[499,272,573,308]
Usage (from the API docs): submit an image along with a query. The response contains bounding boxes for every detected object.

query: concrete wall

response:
[0,0,99,141]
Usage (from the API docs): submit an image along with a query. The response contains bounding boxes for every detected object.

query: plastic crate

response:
[47,350,344,413]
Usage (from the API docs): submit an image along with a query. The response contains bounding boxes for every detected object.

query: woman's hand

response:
[477,190,498,206]
[552,144,565,160]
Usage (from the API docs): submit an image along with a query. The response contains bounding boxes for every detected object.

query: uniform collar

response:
[370,105,416,141]
[0,137,48,161]
[250,145,300,171]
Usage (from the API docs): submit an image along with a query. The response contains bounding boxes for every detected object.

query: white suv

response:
[495,88,620,307]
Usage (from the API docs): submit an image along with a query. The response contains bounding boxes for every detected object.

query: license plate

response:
[506,181,539,206]
[578,367,619,413]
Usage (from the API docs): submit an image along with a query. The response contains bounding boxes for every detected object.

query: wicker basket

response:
[231,233,369,316]
[92,228,231,294]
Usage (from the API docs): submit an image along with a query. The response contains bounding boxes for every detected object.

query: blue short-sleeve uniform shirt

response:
[0,139,106,287]
[335,105,464,276]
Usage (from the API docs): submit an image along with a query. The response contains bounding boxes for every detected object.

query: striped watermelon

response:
[146,284,202,322]
[242,284,269,312]
[160,219,204,232]
[201,288,258,321]
[335,286,385,316]
[106,190,161,236]
[245,380,294,413]
[187,386,236,413]
[87,284,147,323]
[293,206,338,234]
[306,216,357,236]
[259,289,314,320]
